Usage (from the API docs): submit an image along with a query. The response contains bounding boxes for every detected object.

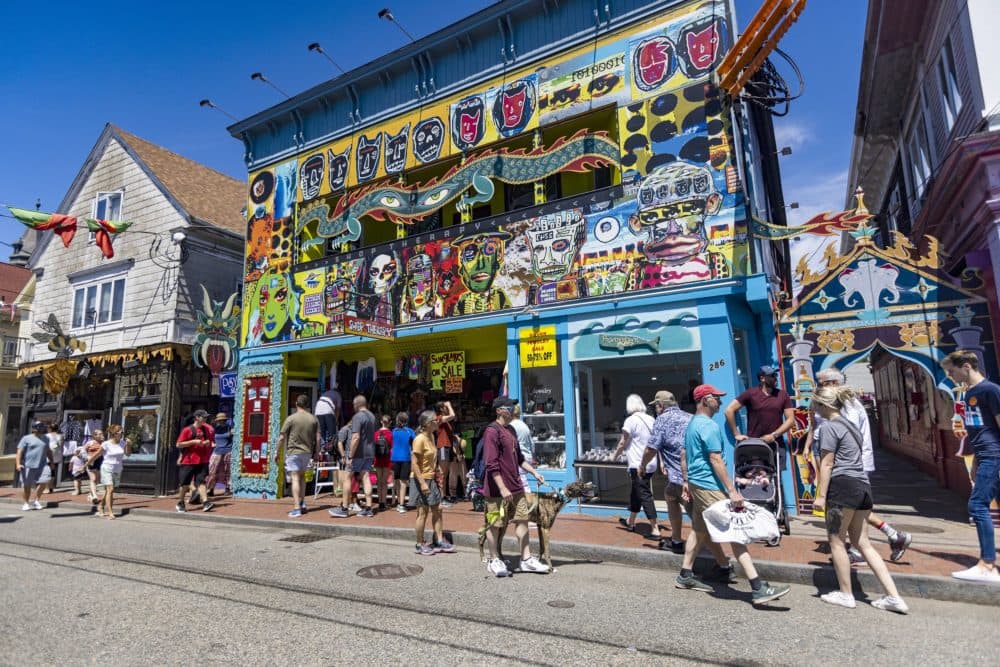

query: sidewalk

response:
[3,469,997,606]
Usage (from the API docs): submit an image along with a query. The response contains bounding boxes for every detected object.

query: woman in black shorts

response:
[813,385,908,613]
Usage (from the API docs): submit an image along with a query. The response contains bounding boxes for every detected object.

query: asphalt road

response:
[0,507,996,666]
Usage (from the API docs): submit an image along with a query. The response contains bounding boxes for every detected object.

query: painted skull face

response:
[525,212,584,281]
[258,271,292,339]
[630,162,721,265]
[457,235,505,293]
[368,253,399,295]
[405,254,434,309]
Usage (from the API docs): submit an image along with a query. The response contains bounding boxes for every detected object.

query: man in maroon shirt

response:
[725,365,795,447]
[481,396,547,577]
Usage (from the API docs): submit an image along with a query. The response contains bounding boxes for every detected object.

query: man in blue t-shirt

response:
[676,384,791,605]
[943,350,1000,583]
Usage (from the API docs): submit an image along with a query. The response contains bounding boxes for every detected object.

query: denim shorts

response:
[350,457,374,473]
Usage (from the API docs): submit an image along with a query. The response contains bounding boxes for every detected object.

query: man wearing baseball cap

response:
[676,383,791,604]
[724,365,795,448]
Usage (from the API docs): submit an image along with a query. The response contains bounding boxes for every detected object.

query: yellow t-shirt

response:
[411,432,437,480]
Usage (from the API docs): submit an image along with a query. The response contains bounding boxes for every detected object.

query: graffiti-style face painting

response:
[258,269,300,342]
[384,124,410,174]
[492,79,535,137]
[678,17,725,74]
[629,161,722,265]
[413,117,445,164]
[356,133,383,183]
[525,211,585,281]
[632,36,677,92]
[328,145,351,192]
[299,154,325,202]
[452,96,486,151]
[401,253,435,322]
[457,233,507,293]
[368,253,399,295]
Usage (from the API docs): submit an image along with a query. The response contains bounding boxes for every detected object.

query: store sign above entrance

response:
[343,315,395,341]
[429,351,465,390]
[520,326,558,368]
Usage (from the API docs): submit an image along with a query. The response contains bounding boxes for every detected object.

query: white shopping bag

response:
[702,500,780,544]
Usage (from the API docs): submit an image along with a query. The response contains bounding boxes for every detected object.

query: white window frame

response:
[70,274,127,331]
[89,191,124,245]
[937,36,963,132]
[905,95,934,209]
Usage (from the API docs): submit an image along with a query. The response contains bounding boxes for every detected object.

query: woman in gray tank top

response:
[812,385,908,614]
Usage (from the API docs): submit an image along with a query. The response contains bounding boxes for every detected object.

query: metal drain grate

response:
[356,564,423,579]
[279,533,335,543]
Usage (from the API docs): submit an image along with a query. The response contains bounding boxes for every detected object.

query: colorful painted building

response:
[228,0,793,511]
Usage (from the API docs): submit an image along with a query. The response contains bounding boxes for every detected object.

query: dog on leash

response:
[478,480,597,572]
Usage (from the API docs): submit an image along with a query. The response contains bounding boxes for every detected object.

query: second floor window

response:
[90,191,123,244]
[907,113,933,203]
[72,277,126,328]
[937,37,963,132]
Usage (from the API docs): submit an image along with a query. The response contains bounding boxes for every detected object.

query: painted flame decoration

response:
[192,284,240,378]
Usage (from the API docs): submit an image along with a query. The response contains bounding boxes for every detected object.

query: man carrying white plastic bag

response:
[674,384,791,605]
[703,499,781,545]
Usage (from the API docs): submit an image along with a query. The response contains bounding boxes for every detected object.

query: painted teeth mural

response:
[240,1,749,347]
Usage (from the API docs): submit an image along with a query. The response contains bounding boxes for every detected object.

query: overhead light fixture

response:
[198,99,239,121]
[378,7,416,42]
[250,72,290,98]
[307,42,347,74]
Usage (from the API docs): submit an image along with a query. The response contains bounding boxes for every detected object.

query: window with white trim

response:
[937,37,963,132]
[90,191,123,244]
[72,276,126,328]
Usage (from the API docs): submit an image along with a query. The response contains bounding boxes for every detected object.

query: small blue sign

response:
[220,372,238,398]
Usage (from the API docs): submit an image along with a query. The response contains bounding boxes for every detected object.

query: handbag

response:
[703,500,779,544]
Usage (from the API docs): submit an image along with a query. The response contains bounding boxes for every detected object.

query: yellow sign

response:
[429,351,466,390]
[520,326,557,367]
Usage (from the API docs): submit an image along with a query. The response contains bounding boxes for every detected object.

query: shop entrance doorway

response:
[287,381,317,417]
[573,351,701,507]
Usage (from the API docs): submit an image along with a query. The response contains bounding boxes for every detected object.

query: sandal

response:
[618,517,635,532]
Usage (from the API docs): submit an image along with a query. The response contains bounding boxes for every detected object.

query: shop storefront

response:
[228,0,789,512]
[19,343,229,495]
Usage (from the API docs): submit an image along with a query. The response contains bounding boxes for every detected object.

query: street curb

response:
[6,498,998,607]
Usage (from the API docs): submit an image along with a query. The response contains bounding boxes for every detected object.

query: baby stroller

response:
[734,438,790,545]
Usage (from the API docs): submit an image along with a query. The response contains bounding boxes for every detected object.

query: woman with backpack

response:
[812,384,908,613]
[373,414,394,512]
[391,412,416,512]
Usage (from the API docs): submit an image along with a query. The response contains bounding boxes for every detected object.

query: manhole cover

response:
[547,600,575,608]
[279,533,334,544]
[356,564,423,579]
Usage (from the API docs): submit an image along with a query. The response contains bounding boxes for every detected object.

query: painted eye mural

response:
[249,170,274,206]
[383,124,410,174]
[412,117,445,164]
[588,73,622,98]
[491,79,536,137]
[327,145,351,192]
[299,154,325,202]
[356,133,383,183]
[451,95,486,151]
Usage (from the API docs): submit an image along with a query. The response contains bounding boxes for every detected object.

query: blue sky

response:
[0,0,865,256]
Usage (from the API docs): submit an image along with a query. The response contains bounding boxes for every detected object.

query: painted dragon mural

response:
[192,285,240,392]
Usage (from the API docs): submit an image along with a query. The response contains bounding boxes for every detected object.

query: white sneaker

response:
[348,503,362,513]
[951,565,1000,583]
[395,504,407,513]
[487,558,510,578]
[32,500,44,510]
[520,555,550,574]
[21,503,32,511]
[820,591,856,608]
[871,595,909,614]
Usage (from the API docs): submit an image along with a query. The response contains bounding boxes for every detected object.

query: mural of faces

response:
[628,161,721,265]
[256,269,300,342]
[456,233,508,293]
[368,253,399,295]
[525,211,585,282]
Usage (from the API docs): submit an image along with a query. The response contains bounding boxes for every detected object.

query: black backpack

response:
[374,429,390,458]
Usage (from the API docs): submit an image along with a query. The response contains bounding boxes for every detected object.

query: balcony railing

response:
[1,337,28,369]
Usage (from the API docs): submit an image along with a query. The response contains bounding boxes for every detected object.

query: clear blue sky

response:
[0,0,865,255]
